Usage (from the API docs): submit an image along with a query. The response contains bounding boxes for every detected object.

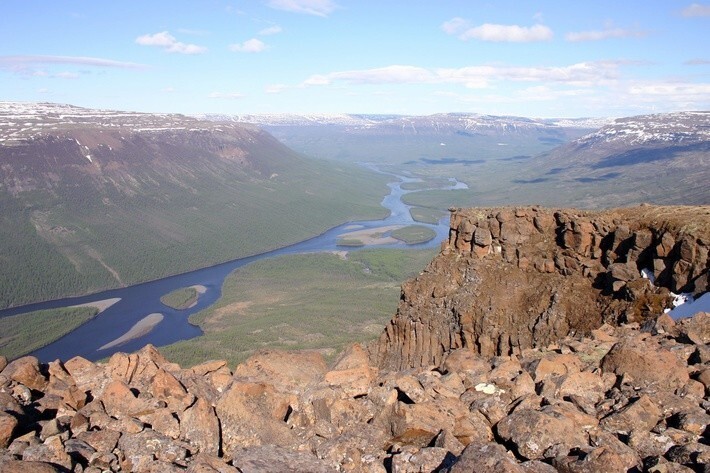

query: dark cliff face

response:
[372,205,710,370]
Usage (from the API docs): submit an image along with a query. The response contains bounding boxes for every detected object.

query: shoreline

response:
[337,225,403,246]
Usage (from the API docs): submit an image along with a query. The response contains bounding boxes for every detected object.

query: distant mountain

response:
[0,102,389,308]
[513,111,710,206]
[196,112,606,164]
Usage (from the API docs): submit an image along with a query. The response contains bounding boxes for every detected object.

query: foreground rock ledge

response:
[0,204,708,472]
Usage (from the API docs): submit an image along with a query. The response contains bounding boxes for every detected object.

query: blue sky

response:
[1,0,708,117]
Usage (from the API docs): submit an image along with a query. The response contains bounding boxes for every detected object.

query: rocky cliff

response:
[1,205,709,472]
[373,205,709,370]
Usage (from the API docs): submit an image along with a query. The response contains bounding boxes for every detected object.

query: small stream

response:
[0,167,465,362]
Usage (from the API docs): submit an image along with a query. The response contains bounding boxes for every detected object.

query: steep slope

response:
[510,111,710,207]
[0,103,390,308]
[373,205,709,370]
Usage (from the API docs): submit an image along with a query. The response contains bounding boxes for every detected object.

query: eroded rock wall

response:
[372,205,710,370]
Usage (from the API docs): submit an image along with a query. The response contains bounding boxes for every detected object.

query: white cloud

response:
[685,58,710,65]
[302,61,622,88]
[162,86,177,93]
[265,84,288,93]
[259,25,283,35]
[267,0,336,17]
[135,31,207,54]
[441,17,469,35]
[0,55,144,69]
[442,18,553,42]
[229,38,268,53]
[208,92,245,99]
[681,3,710,16]
[459,23,553,42]
[54,71,80,79]
[628,82,710,97]
[566,27,647,42]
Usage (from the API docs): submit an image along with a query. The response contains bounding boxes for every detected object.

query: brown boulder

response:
[234,349,327,392]
[22,435,72,470]
[0,460,65,473]
[180,397,220,455]
[100,379,158,418]
[600,394,662,434]
[215,381,297,456]
[495,406,591,460]
[0,411,17,448]
[150,368,194,413]
[0,356,6,372]
[231,445,334,473]
[1,356,47,391]
[446,442,524,472]
[600,336,689,389]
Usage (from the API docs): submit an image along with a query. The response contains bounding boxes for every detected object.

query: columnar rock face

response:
[372,205,709,370]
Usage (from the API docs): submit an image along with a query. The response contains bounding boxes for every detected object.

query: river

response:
[0,167,463,362]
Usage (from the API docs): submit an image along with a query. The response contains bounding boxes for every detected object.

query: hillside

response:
[399,111,710,211]
[511,111,710,207]
[0,103,390,308]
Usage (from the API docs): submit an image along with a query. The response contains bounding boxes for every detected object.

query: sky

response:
[1,0,709,117]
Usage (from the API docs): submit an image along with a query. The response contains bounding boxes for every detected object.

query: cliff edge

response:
[372,205,709,370]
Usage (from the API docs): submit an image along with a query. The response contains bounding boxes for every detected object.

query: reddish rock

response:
[215,381,297,456]
[76,428,121,453]
[0,411,17,448]
[0,460,65,473]
[151,368,194,412]
[496,406,591,460]
[180,397,220,455]
[0,356,6,372]
[234,349,327,392]
[231,445,334,472]
[600,394,662,434]
[1,356,47,391]
[100,379,158,418]
[601,336,689,389]
[446,442,524,472]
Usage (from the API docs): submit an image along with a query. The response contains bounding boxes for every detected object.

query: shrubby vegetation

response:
[160,248,436,368]
[160,287,198,310]
[0,149,390,309]
[390,225,437,244]
[0,306,99,360]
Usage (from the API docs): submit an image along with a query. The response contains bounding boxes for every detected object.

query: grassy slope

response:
[0,307,98,360]
[0,155,390,309]
[160,248,436,368]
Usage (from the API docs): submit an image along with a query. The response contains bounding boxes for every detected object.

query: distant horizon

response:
[4,99,710,121]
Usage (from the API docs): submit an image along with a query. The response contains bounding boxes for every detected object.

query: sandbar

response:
[337,225,403,245]
[190,284,207,294]
[71,297,121,313]
[98,312,163,351]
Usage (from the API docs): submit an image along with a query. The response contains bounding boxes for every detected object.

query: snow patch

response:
[666,292,710,320]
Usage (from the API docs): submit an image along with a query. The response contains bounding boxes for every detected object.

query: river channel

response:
[0,167,464,362]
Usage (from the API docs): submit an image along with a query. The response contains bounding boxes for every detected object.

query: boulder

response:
[230,445,335,473]
[1,356,47,391]
[445,442,524,472]
[600,336,689,389]
[0,411,17,449]
[180,397,220,455]
[496,406,591,460]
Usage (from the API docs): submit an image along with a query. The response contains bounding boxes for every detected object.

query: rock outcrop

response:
[1,205,709,472]
[372,205,709,370]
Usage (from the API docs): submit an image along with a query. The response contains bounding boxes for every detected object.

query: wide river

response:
[0,167,464,362]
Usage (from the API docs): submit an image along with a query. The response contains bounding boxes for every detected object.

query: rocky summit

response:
[0,205,709,472]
